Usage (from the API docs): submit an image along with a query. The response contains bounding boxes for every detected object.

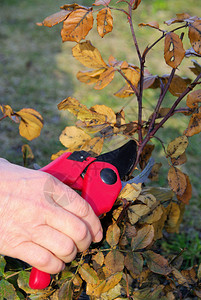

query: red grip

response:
[29,155,121,289]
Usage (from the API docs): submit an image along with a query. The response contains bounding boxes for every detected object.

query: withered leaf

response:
[121,63,140,88]
[181,267,197,285]
[184,112,201,136]
[186,89,201,109]
[177,173,192,204]
[162,74,190,97]
[72,40,107,69]
[125,252,143,275]
[21,144,34,162]
[78,263,99,285]
[97,7,113,38]
[104,250,124,274]
[58,97,106,124]
[0,104,14,118]
[165,202,182,233]
[93,0,112,6]
[167,135,188,158]
[92,251,105,270]
[118,183,141,201]
[142,205,164,224]
[171,152,187,166]
[189,59,201,76]
[81,137,104,155]
[106,223,121,247]
[132,0,141,10]
[59,126,91,148]
[165,13,193,26]
[94,66,115,90]
[61,3,89,11]
[37,10,70,27]
[91,104,116,124]
[188,20,201,55]
[138,21,159,29]
[172,267,189,287]
[114,84,134,98]
[164,32,185,68]
[168,166,187,196]
[143,250,172,275]
[143,74,158,90]
[128,204,150,225]
[76,68,106,85]
[16,108,43,141]
[131,225,154,251]
[61,9,93,43]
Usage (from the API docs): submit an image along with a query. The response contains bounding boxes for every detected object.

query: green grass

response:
[0,0,201,268]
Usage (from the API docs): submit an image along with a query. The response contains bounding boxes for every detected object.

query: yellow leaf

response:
[37,10,70,27]
[168,166,187,196]
[142,205,164,224]
[21,144,34,161]
[114,85,134,98]
[97,7,113,38]
[106,223,121,247]
[16,108,43,141]
[72,40,107,69]
[90,104,116,124]
[121,64,140,88]
[167,135,188,158]
[164,32,185,68]
[186,89,201,109]
[58,97,106,124]
[61,9,93,43]
[81,137,104,155]
[51,149,71,160]
[78,263,99,285]
[94,66,115,90]
[165,202,182,233]
[92,252,104,270]
[118,183,141,201]
[76,68,106,85]
[128,204,150,225]
[0,104,14,118]
[59,126,91,148]
[188,20,201,55]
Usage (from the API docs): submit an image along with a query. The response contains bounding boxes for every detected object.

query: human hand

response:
[0,158,103,274]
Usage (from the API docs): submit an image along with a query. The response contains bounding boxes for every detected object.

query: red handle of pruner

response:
[29,155,122,289]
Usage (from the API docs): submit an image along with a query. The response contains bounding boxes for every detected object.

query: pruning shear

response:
[29,140,154,289]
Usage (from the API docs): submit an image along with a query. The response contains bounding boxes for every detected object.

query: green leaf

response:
[0,256,6,277]
[0,279,20,300]
[78,263,99,284]
[143,250,172,275]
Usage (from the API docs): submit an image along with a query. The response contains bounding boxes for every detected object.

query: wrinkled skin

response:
[0,158,103,273]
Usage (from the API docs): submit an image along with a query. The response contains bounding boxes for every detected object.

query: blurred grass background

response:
[0,0,201,266]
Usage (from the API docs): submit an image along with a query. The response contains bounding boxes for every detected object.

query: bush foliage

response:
[0,0,201,299]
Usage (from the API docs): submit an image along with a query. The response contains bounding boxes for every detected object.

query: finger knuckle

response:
[35,252,52,269]
[60,240,76,257]
[76,223,89,242]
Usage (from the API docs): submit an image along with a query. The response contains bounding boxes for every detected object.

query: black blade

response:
[96,140,137,180]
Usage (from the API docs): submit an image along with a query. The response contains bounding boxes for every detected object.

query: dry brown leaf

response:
[121,64,140,88]
[186,89,201,109]
[104,250,124,274]
[0,104,14,118]
[94,66,115,90]
[78,263,99,285]
[172,267,189,288]
[76,68,106,85]
[165,202,182,233]
[168,166,187,196]
[143,250,172,275]
[171,152,187,166]
[164,32,185,68]
[118,183,141,201]
[167,135,188,158]
[97,7,113,38]
[125,252,143,275]
[177,174,192,204]
[138,21,159,29]
[61,9,93,42]
[59,126,91,148]
[142,205,164,224]
[91,104,116,124]
[162,75,190,97]
[184,112,201,136]
[181,267,197,285]
[165,13,192,26]
[131,225,154,250]
[72,40,107,69]
[128,204,150,225]
[37,10,70,27]
[106,223,121,247]
[132,0,141,10]
[114,84,134,98]
[92,252,105,270]
[188,20,201,54]
[81,137,104,155]
[93,0,112,6]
